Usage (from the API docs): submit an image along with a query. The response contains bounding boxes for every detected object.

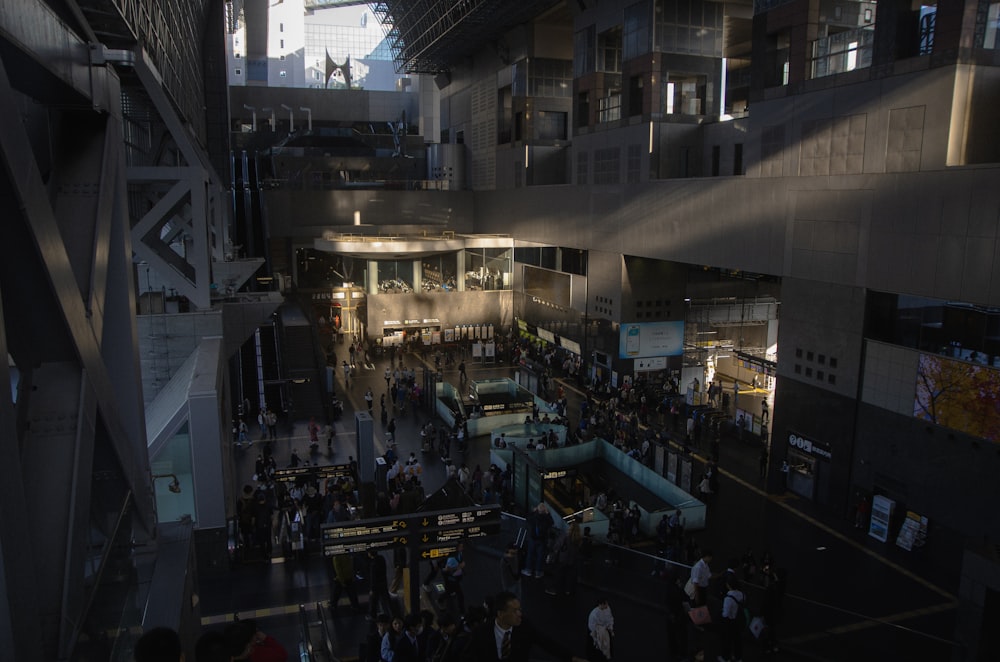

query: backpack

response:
[725,591,748,626]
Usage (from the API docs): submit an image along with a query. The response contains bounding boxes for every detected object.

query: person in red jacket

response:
[224,620,288,662]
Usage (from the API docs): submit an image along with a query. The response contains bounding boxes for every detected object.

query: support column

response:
[368,260,380,295]
[456,250,466,291]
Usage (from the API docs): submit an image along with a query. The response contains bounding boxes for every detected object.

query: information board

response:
[321,505,501,557]
[273,464,354,483]
[618,321,684,359]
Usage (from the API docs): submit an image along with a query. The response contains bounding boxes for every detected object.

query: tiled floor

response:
[197,348,963,661]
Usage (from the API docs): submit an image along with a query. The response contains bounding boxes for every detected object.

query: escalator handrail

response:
[298,604,314,661]
[314,601,343,662]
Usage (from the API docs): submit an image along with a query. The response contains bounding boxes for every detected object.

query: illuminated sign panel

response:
[618,321,684,359]
[321,505,501,556]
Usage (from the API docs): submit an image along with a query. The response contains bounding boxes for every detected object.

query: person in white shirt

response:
[719,577,746,662]
[689,549,714,606]
[586,598,614,662]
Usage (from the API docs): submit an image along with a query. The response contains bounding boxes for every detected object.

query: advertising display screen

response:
[523,265,571,308]
[914,353,1000,442]
[618,321,684,359]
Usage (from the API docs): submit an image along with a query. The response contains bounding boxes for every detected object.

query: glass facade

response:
[513,58,573,98]
[574,25,597,77]
[535,111,568,141]
[421,254,458,291]
[866,291,1000,366]
[377,260,414,292]
[624,0,653,60]
[810,27,875,78]
[599,28,623,72]
[988,3,1000,49]
[464,248,511,291]
[151,421,196,524]
[297,250,366,289]
[76,495,143,662]
[654,0,724,57]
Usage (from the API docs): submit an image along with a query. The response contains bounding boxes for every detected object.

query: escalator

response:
[233,318,282,419]
[298,602,343,662]
[232,149,269,267]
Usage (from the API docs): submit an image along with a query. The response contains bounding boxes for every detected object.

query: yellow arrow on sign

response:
[398,537,407,545]
[422,517,429,526]
[422,534,429,542]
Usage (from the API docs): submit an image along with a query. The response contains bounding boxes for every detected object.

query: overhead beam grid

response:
[373,0,561,73]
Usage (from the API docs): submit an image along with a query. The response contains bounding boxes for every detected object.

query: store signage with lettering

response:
[788,433,832,460]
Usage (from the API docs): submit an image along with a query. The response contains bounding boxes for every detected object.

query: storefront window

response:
[464,248,511,291]
[421,254,458,291]
[296,249,365,289]
[377,260,414,293]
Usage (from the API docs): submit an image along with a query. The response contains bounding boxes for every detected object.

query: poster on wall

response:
[868,495,895,542]
[472,342,482,358]
[635,356,667,372]
[618,321,684,359]
[444,328,455,343]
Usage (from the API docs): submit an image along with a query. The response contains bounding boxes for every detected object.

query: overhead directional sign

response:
[323,537,398,557]
[321,504,501,556]
[321,514,409,555]
[421,524,497,544]
[417,506,500,529]
[420,545,459,559]
[274,463,354,483]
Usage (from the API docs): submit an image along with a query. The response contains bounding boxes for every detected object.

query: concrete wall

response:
[852,400,1000,540]
[472,161,1000,309]
[138,312,224,406]
[264,189,476,234]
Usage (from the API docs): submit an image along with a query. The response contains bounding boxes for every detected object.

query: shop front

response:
[784,431,832,500]
[380,319,444,346]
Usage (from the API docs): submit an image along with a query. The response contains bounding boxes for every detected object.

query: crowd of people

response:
[214,328,786,662]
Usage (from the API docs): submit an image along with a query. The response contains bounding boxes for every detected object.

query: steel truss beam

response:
[0,47,154,659]
[126,46,228,310]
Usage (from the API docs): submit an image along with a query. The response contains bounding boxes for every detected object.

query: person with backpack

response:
[719,576,747,662]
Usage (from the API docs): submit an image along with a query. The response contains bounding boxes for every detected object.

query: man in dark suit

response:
[460,591,587,662]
